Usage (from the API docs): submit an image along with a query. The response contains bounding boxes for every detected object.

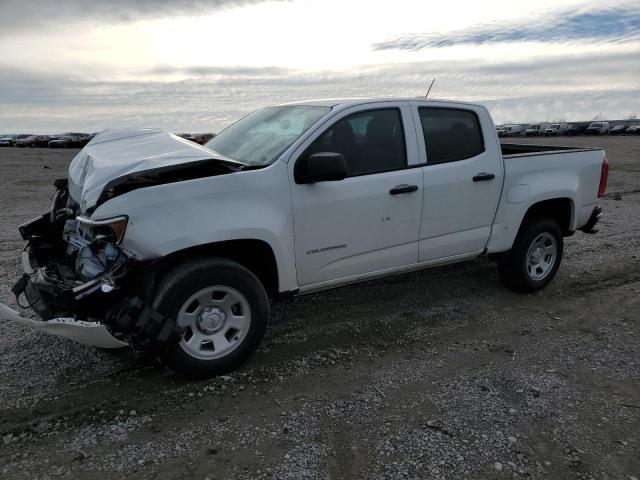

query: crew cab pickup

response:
[1,98,608,377]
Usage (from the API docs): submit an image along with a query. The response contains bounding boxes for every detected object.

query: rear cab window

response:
[418,107,485,165]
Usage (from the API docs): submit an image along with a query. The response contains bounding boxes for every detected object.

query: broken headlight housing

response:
[62,216,128,281]
[76,216,128,245]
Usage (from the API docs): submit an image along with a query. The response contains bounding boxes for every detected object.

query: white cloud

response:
[0,0,638,132]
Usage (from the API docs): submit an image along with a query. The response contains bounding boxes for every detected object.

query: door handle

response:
[472,173,495,182]
[389,184,418,195]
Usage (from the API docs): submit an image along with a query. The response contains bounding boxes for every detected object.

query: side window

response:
[305,108,407,176]
[418,107,484,165]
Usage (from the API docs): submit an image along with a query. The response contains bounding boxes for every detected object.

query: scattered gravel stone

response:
[0,140,639,479]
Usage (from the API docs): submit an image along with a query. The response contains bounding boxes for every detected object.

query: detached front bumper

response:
[0,302,127,348]
[5,180,185,349]
[9,224,183,349]
[11,243,182,348]
[6,210,130,348]
[7,247,128,348]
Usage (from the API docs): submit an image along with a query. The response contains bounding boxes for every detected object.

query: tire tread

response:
[153,257,269,378]
[498,216,563,293]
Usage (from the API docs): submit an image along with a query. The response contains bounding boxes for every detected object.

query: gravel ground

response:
[1,136,639,479]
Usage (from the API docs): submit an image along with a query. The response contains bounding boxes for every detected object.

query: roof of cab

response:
[277,97,483,109]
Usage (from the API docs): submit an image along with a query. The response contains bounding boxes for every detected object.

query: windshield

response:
[590,123,603,127]
[550,124,559,128]
[205,105,330,165]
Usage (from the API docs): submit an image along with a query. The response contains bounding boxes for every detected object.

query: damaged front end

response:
[5,179,182,349]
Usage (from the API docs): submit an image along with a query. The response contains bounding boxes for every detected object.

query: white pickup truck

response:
[1,98,608,377]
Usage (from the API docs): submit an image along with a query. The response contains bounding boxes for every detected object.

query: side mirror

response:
[295,152,347,184]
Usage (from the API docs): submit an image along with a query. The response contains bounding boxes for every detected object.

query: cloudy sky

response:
[0,0,638,133]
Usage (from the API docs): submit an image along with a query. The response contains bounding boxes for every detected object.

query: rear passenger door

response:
[289,103,423,286]
[411,103,503,261]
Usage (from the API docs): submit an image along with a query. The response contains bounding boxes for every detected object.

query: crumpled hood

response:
[68,128,238,211]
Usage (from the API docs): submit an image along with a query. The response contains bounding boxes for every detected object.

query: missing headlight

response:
[76,243,120,279]
[62,216,129,281]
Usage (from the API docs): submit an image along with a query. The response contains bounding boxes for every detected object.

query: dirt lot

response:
[1,136,639,480]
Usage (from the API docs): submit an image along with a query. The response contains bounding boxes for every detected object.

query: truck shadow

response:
[0,257,512,430]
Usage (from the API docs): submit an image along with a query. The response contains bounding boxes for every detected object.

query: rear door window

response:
[418,108,485,165]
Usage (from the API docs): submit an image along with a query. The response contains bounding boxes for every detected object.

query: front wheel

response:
[153,258,269,378]
[498,217,563,293]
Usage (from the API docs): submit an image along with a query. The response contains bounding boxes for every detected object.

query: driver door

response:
[288,103,423,287]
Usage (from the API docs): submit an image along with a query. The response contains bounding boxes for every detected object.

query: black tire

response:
[498,217,563,293]
[153,258,269,378]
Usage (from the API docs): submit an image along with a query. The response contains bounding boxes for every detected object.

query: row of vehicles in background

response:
[0,132,216,148]
[497,121,640,137]
[0,132,96,148]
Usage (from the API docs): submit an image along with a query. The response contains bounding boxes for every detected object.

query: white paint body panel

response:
[289,102,423,286]
[410,101,504,261]
[486,148,605,252]
[67,97,605,296]
[68,128,242,212]
[94,160,300,292]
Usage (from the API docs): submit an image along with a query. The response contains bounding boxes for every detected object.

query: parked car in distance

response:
[496,126,507,137]
[16,135,51,148]
[567,124,587,136]
[610,125,628,135]
[15,134,33,144]
[177,133,217,145]
[3,97,608,378]
[586,122,610,135]
[16,135,37,147]
[545,123,568,136]
[194,133,215,145]
[78,133,97,147]
[34,135,52,147]
[525,124,545,136]
[48,133,87,148]
[0,134,17,146]
[626,125,640,135]
[177,133,198,142]
[501,124,524,137]
[48,136,74,148]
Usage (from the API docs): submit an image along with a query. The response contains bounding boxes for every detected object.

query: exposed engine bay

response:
[15,179,126,317]
[10,179,182,347]
[2,128,255,352]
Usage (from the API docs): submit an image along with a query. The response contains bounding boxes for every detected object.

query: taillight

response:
[598,158,608,198]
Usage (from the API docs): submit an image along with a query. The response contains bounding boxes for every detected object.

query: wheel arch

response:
[150,239,280,298]
[519,197,574,236]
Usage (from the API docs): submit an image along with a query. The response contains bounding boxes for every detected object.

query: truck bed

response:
[501,143,601,158]
[487,142,606,254]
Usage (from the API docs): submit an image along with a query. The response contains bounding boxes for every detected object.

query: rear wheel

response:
[153,258,269,378]
[498,217,563,292]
